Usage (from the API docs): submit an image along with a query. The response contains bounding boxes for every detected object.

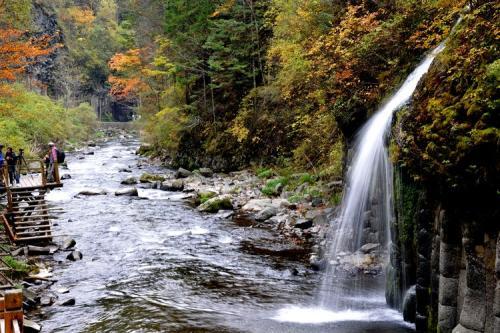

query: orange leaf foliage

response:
[0,28,58,81]
[108,49,147,100]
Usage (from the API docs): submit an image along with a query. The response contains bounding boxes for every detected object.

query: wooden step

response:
[14,214,51,220]
[16,230,51,236]
[15,235,52,241]
[13,220,50,225]
[11,207,50,214]
[15,225,51,230]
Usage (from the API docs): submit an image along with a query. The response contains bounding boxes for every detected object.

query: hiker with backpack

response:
[47,142,65,183]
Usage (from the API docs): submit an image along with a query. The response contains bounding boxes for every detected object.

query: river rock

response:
[115,187,139,196]
[198,168,214,177]
[24,319,42,333]
[294,219,313,229]
[61,174,72,180]
[403,285,417,323]
[136,144,153,155]
[121,177,137,185]
[160,180,184,192]
[119,168,132,173]
[175,168,192,178]
[27,245,58,255]
[77,188,107,196]
[254,206,278,221]
[242,199,290,212]
[83,151,94,155]
[40,296,55,306]
[61,298,76,306]
[62,238,76,250]
[198,195,233,213]
[66,250,83,261]
[140,173,165,183]
[360,243,380,254]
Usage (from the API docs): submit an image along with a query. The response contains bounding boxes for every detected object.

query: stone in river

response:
[61,298,76,306]
[294,219,313,229]
[40,296,55,306]
[77,188,107,196]
[198,195,233,213]
[115,187,139,196]
[66,250,83,261]
[360,243,380,254]
[24,319,42,333]
[198,168,214,177]
[160,180,184,192]
[254,206,278,221]
[61,174,72,180]
[62,238,76,250]
[121,177,138,185]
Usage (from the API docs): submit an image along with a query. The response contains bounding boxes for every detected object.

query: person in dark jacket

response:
[5,147,17,186]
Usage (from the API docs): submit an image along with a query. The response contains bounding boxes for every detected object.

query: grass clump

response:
[257,168,274,179]
[3,256,30,273]
[261,177,289,196]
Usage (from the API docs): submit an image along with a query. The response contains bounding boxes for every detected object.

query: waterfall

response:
[317,41,447,309]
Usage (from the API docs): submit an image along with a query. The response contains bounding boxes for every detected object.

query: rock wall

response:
[388,166,499,333]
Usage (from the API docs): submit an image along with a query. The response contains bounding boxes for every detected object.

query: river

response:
[40,138,414,333]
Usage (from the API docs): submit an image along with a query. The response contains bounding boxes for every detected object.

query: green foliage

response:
[3,256,30,273]
[396,1,499,192]
[0,84,96,154]
[257,168,274,179]
[261,176,288,196]
[0,0,32,28]
[199,191,217,204]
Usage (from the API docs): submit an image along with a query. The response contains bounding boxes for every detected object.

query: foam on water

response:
[272,306,407,324]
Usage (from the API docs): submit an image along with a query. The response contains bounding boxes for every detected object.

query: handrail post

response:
[40,160,47,187]
[54,161,60,185]
[3,289,23,333]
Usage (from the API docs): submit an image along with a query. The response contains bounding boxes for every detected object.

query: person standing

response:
[5,147,17,186]
[48,142,58,182]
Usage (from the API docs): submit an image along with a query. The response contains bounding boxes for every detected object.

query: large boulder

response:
[254,206,278,221]
[198,195,233,213]
[115,187,139,196]
[66,250,83,261]
[160,180,184,192]
[175,168,192,178]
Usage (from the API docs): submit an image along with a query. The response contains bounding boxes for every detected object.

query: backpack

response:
[56,149,65,163]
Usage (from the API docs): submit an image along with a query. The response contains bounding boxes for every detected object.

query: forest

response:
[0,1,498,333]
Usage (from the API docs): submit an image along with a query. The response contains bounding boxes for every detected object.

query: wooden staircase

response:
[1,159,62,244]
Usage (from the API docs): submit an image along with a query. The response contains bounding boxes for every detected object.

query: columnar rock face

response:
[389,167,499,333]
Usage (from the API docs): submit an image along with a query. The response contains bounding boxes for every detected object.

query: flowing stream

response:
[39,138,413,332]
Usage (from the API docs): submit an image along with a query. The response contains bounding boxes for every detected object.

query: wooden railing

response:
[0,289,23,333]
[1,159,60,190]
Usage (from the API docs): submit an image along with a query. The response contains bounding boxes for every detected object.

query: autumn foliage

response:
[0,28,58,81]
[108,48,147,100]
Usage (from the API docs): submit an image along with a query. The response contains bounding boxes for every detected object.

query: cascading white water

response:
[317,41,447,309]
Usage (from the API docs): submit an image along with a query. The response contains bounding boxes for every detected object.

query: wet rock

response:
[27,245,58,255]
[160,180,184,192]
[140,173,165,183]
[66,250,83,261]
[254,206,278,221]
[115,187,139,196]
[77,188,107,196]
[77,156,85,160]
[83,151,94,155]
[61,298,76,306]
[310,255,327,271]
[23,289,40,310]
[62,238,76,250]
[87,142,96,147]
[360,243,380,254]
[61,174,72,180]
[241,240,308,257]
[311,197,323,207]
[24,319,42,333]
[294,219,313,230]
[403,285,416,323]
[11,247,26,256]
[56,287,70,294]
[175,167,192,178]
[121,177,137,185]
[198,168,214,177]
[198,195,233,213]
[40,296,55,306]
[119,168,132,173]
